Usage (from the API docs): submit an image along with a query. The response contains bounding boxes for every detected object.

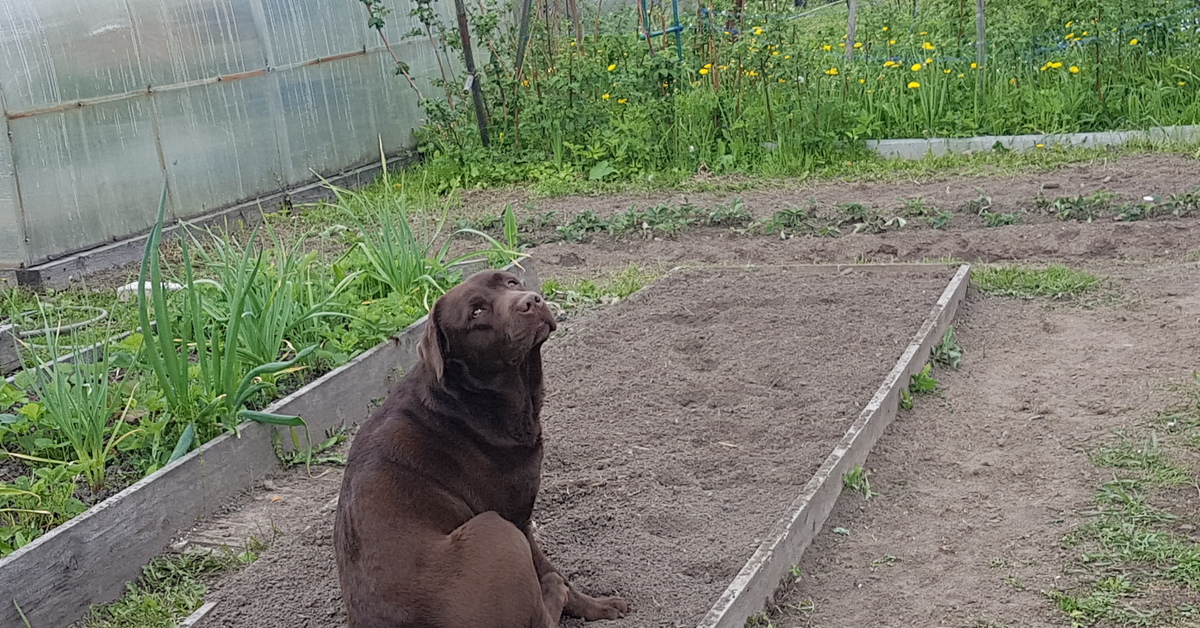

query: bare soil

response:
[192,267,953,628]
[771,262,1200,628]
[108,153,1200,627]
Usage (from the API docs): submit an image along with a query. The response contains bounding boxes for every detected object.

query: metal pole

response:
[845,0,858,62]
[454,0,490,147]
[514,0,535,81]
[975,0,986,68]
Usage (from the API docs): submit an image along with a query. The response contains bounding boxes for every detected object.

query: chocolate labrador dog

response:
[334,270,630,627]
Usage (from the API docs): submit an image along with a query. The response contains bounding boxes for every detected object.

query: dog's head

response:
[418,271,557,382]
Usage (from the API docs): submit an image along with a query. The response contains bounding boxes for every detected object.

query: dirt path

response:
[773,262,1200,628]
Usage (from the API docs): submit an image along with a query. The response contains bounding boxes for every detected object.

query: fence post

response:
[454,0,490,147]
[975,0,986,67]
[845,0,858,61]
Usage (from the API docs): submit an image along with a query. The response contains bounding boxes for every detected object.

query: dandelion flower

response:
[957,73,965,78]
[859,78,865,83]
[884,60,898,68]
[1048,61,1063,69]
[920,31,928,35]
[889,39,897,45]
[618,98,628,104]
[1082,31,1089,36]
[970,62,978,69]
[699,67,709,75]
[1130,38,1139,45]
[882,26,889,31]
[1065,21,1073,28]
[783,55,791,60]
[825,67,839,76]
[923,42,935,50]
[854,42,863,49]
[911,63,922,71]
[944,68,951,74]
[753,26,763,35]
[1181,81,1188,86]
[602,93,610,99]
[1069,65,1080,73]
[822,44,832,51]
[607,63,616,71]
[1065,33,1075,40]
[908,81,921,88]
[773,50,780,55]
[1036,143,1045,148]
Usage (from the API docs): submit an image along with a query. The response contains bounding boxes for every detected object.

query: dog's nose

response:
[517,292,544,313]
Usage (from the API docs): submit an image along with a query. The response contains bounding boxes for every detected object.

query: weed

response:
[932,326,963,370]
[542,264,657,312]
[981,211,1022,227]
[928,211,954,230]
[902,197,936,217]
[900,388,914,411]
[705,198,754,228]
[759,207,814,235]
[973,265,1100,300]
[1038,191,1118,222]
[963,191,993,215]
[870,555,901,571]
[843,464,881,499]
[910,364,939,395]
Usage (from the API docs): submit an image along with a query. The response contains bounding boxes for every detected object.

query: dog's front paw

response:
[568,593,631,621]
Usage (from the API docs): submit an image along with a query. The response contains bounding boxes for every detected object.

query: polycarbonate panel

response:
[11,99,164,264]
[128,0,267,86]
[276,54,383,183]
[0,2,56,111]
[0,123,24,267]
[34,0,145,104]
[156,77,284,219]
[258,0,366,67]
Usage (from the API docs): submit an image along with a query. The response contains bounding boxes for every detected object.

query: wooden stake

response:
[454,0,490,147]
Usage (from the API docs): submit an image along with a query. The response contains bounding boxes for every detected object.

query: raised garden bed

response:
[0,259,538,628]
[186,262,969,628]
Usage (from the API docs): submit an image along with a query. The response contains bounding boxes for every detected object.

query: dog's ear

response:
[418,301,445,382]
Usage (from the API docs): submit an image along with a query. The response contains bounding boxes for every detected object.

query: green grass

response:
[1051,383,1200,627]
[972,264,1101,299]
[74,540,265,628]
[541,263,660,312]
[843,464,881,499]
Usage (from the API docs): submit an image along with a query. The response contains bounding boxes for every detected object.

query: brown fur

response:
[335,271,630,627]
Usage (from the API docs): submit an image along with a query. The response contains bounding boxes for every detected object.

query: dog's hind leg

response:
[441,511,567,628]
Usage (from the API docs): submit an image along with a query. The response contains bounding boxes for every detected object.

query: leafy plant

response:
[843,463,881,499]
[910,364,939,395]
[928,211,954,230]
[932,326,963,370]
[973,264,1101,299]
[980,211,1021,227]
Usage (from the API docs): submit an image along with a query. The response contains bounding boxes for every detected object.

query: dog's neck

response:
[422,347,546,448]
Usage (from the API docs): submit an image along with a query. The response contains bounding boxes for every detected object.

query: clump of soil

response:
[198,266,954,627]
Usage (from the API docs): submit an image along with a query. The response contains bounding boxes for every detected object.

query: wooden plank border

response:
[0,259,538,628]
[698,264,972,628]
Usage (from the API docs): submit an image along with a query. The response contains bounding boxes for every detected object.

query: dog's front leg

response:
[525,523,631,621]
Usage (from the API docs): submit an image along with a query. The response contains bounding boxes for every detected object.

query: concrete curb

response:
[0,258,537,628]
[698,264,972,628]
[867,125,1200,159]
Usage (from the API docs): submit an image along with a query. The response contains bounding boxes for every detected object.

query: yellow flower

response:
[823,44,832,51]
[923,42,935,50]
[618,98,627,104]
[889,39,897,45]
[854,42,863,49]
[747,70,759,77]
[1130,38,1140,45]
[1049,61,1063,68]
[607,63,616,71]
[1069,65,1080,73]
[867,89,874,93]
[925,57,933,64]
[1065,33,1075,40]
[920,31,928,35]
[1181,81,1188,86]
[1010,77,1018,85]
[601,93,610,99]
[719,65,729,70]
[779,78,786,83]
[783,55,790,60]
[944,68,951,74]
[1082,31,1089,36]
[957,73,965,78]
[1036,143,1045,148]
[521,79,530,86]
[884,60,898,68]
[858,78,865,83]
[911,63,922,71]
[1066,21,1074,28]
[882,26,889,31]
[699,67,709,75]
[907,81,921,88]
[971,62,978,69]
[825,67,839,76]
[773,50,780,55]
[753,26,763,35]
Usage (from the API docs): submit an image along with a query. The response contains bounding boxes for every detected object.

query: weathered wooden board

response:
[0,259,538,628]
[699,264,972,628]
[0,323,17,376]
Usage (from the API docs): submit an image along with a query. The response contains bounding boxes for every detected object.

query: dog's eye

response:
[471,307,485,318]
[507,279,520,287]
